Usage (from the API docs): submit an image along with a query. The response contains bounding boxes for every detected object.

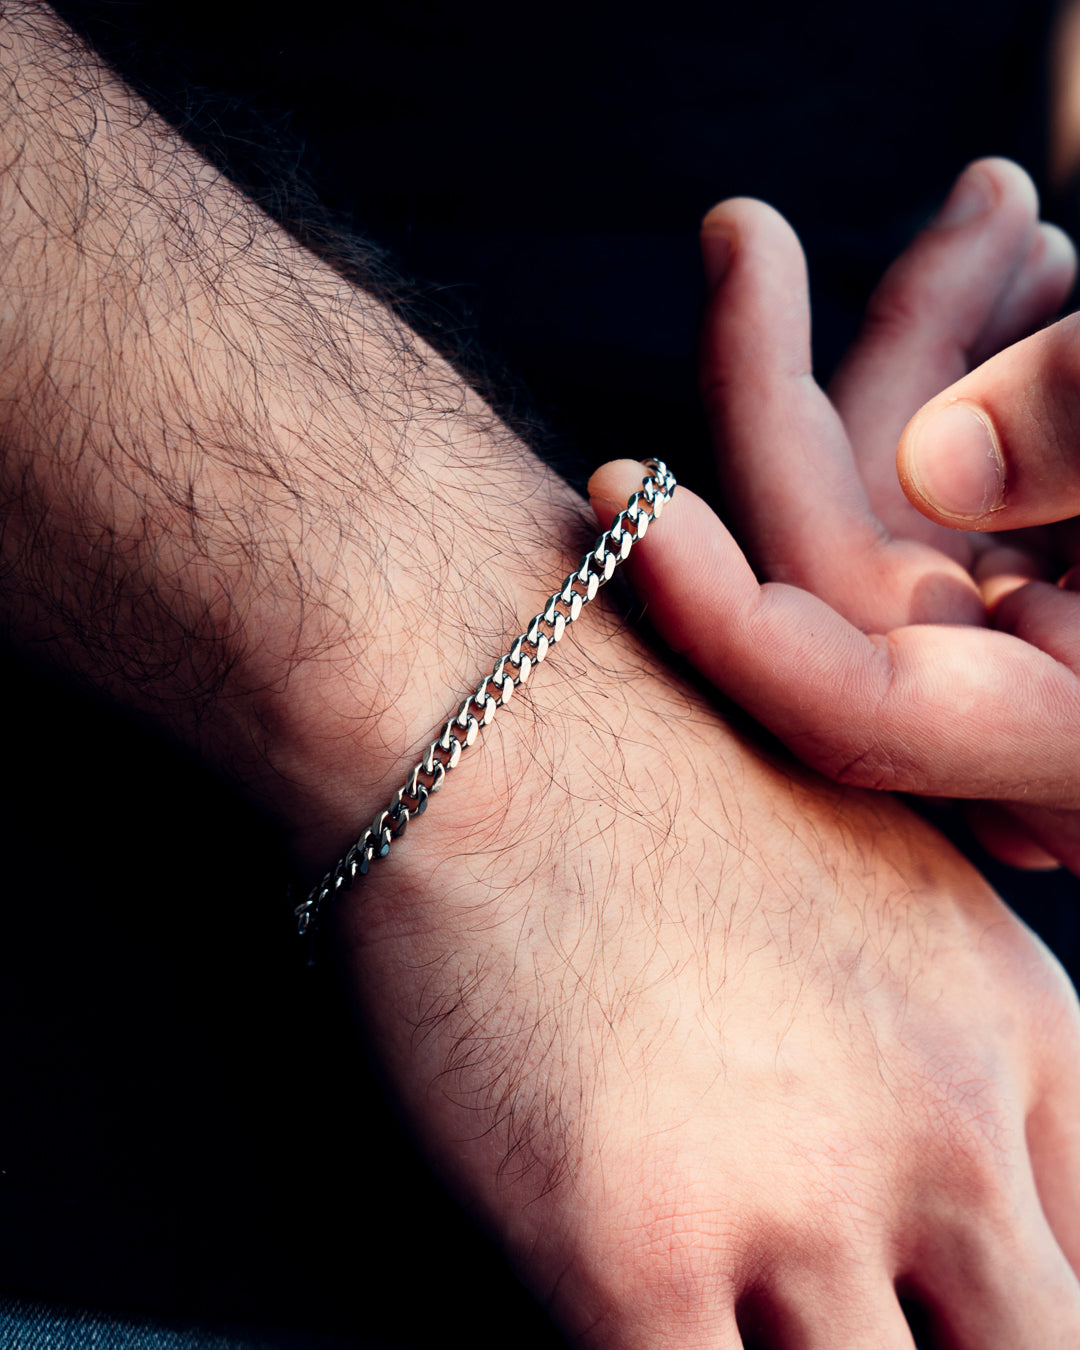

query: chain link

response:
[294,458,676,935]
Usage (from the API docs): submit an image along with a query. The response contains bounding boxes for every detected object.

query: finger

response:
[545,1236,745,1350]
[830,159,1053,542]
[972,543,1050,610]
[991,577,1080,669]
[898,311,1080,531]
[588,460,1080,805]
[977,221,1077,362]
[596,1305,745,1350]
[963,801,1062,870]
[1027,992,1080,1276]
[699,198,982,630]
[748,1278,916,1349]
[1000,803,1080,874]
[876,222,1073,548]
[910,1223,1080,1349]
[905,1099,1080,1348]
[1053,517,1080,568]
[966,517,1080,581]
[698,197,876,579]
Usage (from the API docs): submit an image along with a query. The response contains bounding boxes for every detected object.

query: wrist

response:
[270,397,627,877]
[290,458,675,932]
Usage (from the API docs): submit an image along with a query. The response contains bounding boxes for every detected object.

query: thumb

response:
[898,313,1080,529]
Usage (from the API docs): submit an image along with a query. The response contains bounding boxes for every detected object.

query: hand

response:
[343,603,1080,1347]
[896,269,1080,867]
[589,160,1080,867]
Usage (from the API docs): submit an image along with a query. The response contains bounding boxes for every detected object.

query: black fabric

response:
[48,0,1060,492]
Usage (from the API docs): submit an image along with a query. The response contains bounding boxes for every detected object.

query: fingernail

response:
[932,166,994,229]
[700,218,734,291]
[908,402,1006,519]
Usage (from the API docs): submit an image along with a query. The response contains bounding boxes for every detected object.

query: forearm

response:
[0,1,620,874]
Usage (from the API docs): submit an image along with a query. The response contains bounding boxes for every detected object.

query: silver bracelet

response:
[294,457,676,936]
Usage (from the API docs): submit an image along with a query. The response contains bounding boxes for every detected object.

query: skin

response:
[899,268,1080,867]
[2,9,1080,1345]
[590,159,1080,870]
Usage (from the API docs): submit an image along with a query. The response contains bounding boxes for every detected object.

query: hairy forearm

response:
[0,2,618,872]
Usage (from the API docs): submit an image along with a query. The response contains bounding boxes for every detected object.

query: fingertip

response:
[698,197,814,418]
[898,399,1006,526]
[700,222,734,292]
[700,200,734,232]
[698,198,803,286]
[974,545,1047,612]
[700,196,783,233]
[587,458,653,523]
[971,221,1079,364]
[979,156,1039,209]
[976,154,1037,184]
[965,801,1063,871]
[900,312,1080,533]
[990,575,1080,671]
[931,160,999,229]
[936,157,1039,228]
[1033,220,1078,290]
[589,463,722,578]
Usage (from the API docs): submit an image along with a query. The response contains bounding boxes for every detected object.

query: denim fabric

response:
[0,1297,386,1350]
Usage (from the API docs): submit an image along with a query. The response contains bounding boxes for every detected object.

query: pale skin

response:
[4,5,1080,1346]
[590,157,1080,872]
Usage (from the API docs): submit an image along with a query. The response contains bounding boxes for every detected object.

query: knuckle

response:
[583,1163,745,1333]
[795,728,905,792]
[913,1066,1022,1220]
[621,1205,737,1313]
[829,749,901,791]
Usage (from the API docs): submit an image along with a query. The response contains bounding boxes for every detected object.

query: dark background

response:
[2,2,1078,1344]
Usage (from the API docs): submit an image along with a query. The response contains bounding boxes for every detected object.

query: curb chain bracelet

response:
[294,457,676,936]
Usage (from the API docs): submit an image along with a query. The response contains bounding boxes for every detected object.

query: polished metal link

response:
[294,457,675,935]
